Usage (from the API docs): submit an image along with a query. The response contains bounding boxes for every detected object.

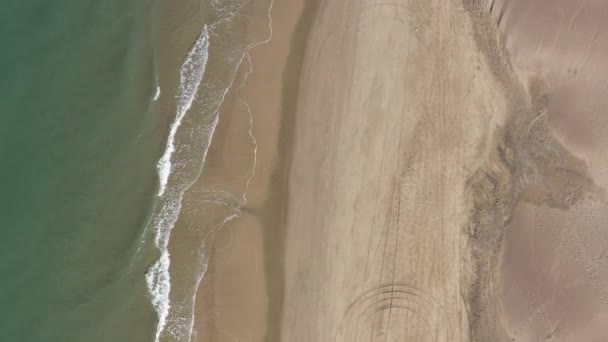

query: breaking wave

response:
[146,25,210,342]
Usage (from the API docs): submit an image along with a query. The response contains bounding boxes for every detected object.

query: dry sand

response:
[485,0,608,340]
[280,0,510,340]
[177,0,608,341]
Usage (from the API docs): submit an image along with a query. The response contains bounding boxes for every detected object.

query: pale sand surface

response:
[179,0,608,341]
[186,0,515,339]
[281,0,510,341]
[486,0,608,340]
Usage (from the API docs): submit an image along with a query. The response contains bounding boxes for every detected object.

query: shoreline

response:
[147,0,210,339]
[187,0,310,340]
[185,0,511,339]
[148,0,282,340]
[186,0,511,339]
[174,0,606,340]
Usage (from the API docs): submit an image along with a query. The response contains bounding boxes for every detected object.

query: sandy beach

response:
[16,0,608,339]
[280,0,511,340]
[188,0,510,340]
[173,0,608,341]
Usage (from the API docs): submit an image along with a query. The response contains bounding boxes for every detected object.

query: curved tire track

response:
[335,284,454,341]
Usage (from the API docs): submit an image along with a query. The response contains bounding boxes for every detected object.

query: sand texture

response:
[189,1,303,341]
[184,0,608,341]
[483,0,608,340]
[279,0,511,340]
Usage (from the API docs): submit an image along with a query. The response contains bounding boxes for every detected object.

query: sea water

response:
[0,0,273,340]
[0,0,160,340]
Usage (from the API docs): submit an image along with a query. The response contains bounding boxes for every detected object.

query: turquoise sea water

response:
[0,0,276,340]
[0,0,162,340]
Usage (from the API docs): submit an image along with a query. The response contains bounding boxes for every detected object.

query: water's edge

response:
[144,2,275,341]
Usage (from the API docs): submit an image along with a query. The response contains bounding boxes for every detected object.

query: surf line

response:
[147,0,275,339]
[146,24,210,342]
[183,1,275,341]
[154,80,161,101]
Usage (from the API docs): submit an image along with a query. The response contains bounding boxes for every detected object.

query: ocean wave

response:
[156,25,209,197]
[147,25,210,342]
[153,78,161,101]
[146,1,275,340]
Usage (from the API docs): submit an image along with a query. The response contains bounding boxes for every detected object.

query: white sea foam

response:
[154,82,161,101]
[146,0,275,339]
[156,26,210,197]
[147,24,210,342]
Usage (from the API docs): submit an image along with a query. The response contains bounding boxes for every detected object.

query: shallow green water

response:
[0,0,163,340]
